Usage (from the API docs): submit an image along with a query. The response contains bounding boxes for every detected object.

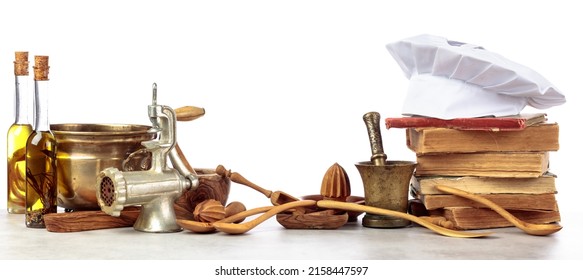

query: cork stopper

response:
[14,51,29,76]
[33,55,50,81]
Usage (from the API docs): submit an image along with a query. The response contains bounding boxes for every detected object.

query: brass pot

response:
[52,123,156,210]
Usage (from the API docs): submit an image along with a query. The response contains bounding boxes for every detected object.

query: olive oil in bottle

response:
[25,55,57,228]
[7,51,33,214]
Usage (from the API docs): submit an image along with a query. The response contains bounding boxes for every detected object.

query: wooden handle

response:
[362,112,387,165]
[316,200,492,238]
[270,191,299,206]
[220,205,273,224]
[435,185,562,236]
[176,106,205,121]
[215,165,273,198]
[213,200,317,234]
[178,206,274,234]
[174,143,195,173]
[419,216,454,229]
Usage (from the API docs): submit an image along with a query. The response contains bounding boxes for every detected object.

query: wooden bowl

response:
[276,209,349,229]
[174,168,231,221]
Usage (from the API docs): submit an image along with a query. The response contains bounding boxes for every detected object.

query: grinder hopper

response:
[355,112,416,228]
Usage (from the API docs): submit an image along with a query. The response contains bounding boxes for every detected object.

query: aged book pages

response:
[415,151,550,178]
[415,192,559,211]
[407,123,559,155]
[430,207,561,230]
[411,173,557,195]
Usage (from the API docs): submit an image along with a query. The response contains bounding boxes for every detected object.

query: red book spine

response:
[385,117,528,131]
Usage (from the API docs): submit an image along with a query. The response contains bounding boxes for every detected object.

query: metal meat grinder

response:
[96,84,199,233]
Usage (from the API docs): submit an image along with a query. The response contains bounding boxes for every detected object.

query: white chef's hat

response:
[386,34,566,119]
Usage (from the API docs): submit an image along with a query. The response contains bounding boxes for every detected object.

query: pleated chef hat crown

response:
[386,34,566,119]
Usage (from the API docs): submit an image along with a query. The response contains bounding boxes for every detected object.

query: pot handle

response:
[122,148,152,171]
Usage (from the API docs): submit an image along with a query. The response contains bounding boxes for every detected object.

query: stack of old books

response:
[386,113,561,230]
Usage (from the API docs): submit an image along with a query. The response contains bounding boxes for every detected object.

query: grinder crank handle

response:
[166,105,205,189]
[362,112,387,166]
[176,106,205,121]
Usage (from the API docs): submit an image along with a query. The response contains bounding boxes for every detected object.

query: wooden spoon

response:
[178,206,273,233]
[213,200,317,234]
[435,185,562,236]
[176,219,216,233]
[316,200,492,238]
[215,164,300,206]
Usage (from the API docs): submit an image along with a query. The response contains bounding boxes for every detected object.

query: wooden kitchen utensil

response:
[213,200,317,234]
[276,162,354,229]
[276,209,349,229]
[215,164,300,206]
[316,200,492,238]
[177,205,273,233]
[435,185,562,236]
[44,207,141,232]
[209,199,490,237]
[320,162,351,201]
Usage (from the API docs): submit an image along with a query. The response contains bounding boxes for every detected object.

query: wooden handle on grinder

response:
[362,112,387,165]
[176,106,205,121]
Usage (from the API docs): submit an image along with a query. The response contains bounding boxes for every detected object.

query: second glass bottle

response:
[25,55,57,228]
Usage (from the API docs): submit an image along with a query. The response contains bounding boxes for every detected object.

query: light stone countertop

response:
[1,209,582,260]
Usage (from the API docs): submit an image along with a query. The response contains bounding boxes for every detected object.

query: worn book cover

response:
[430,207,561,230]
[407,122,559,154]
[411,173,557,195]
[415,151,550,178]
[386,113,547,131]
[414,192,559,211]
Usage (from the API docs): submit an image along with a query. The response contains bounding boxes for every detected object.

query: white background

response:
[1,0,581,260]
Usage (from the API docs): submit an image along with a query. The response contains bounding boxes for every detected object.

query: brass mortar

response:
[357,112,416,228]
[355,160,415,228]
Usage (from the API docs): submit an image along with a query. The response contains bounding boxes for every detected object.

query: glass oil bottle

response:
[7,51,33,214]
[25,55,57,228]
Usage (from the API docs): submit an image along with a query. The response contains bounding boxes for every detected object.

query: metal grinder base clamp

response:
[96,84,199,233]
